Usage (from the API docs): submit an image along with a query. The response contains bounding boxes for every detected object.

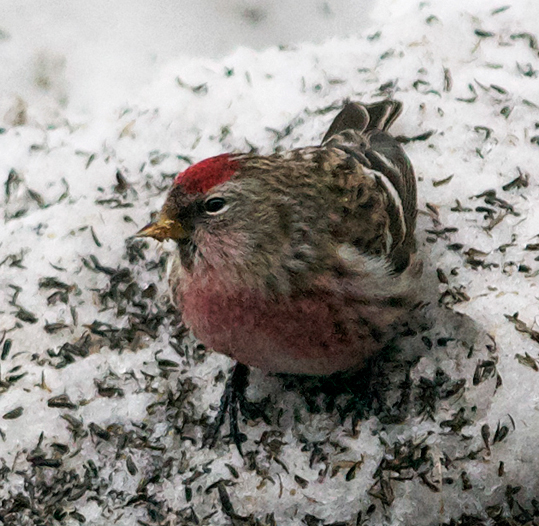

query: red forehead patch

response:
[174,154,239,194]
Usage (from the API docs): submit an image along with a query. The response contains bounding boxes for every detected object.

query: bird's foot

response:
[203,363,270,455]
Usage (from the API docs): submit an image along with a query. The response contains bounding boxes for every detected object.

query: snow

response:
[1,0,539,524]
[0,0,372,118]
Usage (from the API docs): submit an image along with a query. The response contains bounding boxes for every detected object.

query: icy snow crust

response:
[1,1,539,524]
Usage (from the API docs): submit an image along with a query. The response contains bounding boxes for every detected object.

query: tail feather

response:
[363,100,402,132]
[322,100,402,143]
[321,102,369,143]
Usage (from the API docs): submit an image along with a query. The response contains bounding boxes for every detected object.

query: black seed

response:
[28,456,62,468]
[461,471,472,490]
[15,308,38,324]
[51,442,70,455]
[3,406,23,419]
[39,277,71,290]
[474,29,495,38]
[114,170,130,193]
[422,336,433,349]
[1,339,12,360]
[89,423,111,441]
[90,226,102,247]
[156,358,179,369]
[48,394,77,409]
[126,455,138,475]
[493,422,509,443]
[95,383,124,398]
[225,463,239,478]
[44,322,69,334]
[70,511,86,523]
[432,174,453,187]
[47,290,69,305]
[447,243,464,251]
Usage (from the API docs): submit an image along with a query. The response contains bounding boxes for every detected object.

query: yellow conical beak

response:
[136,216,187,242]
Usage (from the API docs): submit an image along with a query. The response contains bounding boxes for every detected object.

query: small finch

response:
[138,100,420,450]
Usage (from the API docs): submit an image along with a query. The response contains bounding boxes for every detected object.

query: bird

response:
[137,100,420,452]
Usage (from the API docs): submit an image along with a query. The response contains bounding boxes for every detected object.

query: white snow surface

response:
[1,0,539,525]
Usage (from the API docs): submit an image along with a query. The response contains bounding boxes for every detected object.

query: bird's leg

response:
[204,363,270,455]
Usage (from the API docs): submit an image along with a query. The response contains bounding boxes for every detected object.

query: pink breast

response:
[177,276,381,375]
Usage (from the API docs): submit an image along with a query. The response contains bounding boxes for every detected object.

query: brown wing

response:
[322,101,417,272]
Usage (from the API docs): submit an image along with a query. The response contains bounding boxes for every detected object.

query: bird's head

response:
[136,153,304,283]
[136,154,240,243]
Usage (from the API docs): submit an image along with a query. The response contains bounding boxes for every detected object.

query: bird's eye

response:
[204,197,228,215]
